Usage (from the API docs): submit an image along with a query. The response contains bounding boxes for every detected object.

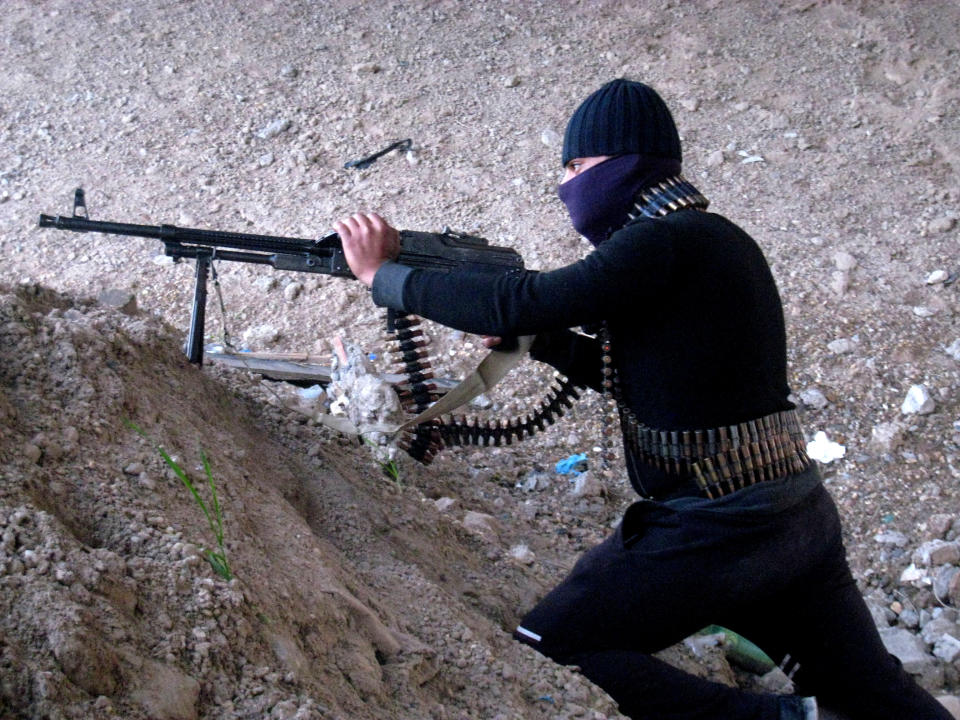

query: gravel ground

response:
[1,1,959,718]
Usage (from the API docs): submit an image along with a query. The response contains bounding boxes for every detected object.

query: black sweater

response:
[371,209,793,498]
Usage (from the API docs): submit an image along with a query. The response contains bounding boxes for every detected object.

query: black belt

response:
[620,408,811,499]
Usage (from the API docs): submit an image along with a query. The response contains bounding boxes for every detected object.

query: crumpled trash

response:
[555,453,588,476]
[806,431,845,463]
[298,384,325,401]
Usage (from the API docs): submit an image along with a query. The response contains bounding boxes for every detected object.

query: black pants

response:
[514,470,951,720]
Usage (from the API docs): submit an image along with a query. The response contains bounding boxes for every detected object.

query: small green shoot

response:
[362,436,402,489]
[126,421,233,581]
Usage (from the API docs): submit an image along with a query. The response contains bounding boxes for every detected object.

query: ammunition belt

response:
[385,312,583,464]
[627,174,710,220]
[619,407,811,499]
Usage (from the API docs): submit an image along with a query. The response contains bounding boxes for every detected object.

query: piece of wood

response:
[204,349,458,390]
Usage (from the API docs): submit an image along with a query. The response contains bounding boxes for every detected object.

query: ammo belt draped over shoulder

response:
[619,407,811,499]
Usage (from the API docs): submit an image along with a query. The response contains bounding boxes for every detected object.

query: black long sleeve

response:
[372,210,792,497]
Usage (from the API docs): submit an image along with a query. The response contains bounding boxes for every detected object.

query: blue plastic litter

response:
[555,453,588,476]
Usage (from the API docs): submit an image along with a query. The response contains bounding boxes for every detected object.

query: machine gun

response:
[39,189,584,464]
[38,189,524,365]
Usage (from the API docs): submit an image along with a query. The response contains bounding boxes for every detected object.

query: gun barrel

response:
[38,213,331,255]
[39,213,166,239]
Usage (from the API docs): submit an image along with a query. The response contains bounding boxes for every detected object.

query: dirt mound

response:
[0,283,624,719]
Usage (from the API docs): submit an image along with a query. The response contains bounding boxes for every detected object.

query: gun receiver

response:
[39,189,523,364]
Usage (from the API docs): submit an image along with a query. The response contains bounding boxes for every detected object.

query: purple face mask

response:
[557,154,681,246]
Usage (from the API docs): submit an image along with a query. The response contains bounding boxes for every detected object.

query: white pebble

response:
[925,269,948,285]
[901,384,936,415]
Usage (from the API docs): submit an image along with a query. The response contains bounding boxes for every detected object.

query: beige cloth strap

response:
[318,335,535,437]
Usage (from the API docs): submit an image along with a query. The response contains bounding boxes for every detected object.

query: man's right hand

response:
[334,212,401,287]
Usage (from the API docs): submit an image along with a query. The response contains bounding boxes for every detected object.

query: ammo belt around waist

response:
[621,408,811,499]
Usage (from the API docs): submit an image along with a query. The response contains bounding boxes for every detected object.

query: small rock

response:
[902,384,936,415]
[927,216,956,234]
[913,540,960,567]
[834,251,857,271]
[949,570,960,605]
[927,514,956,540]
[878,627,932,675]
[255,276,278,292]
[900,563,925,585]
[130,658,201,720]
[280,64,299,79]
[540,128,561,147]
[946,339,960,362]
[870,421,905,452]
[933,635,960,663]
[875,530,909,548]
[97,288,137,315]
[900,608,920,629]
[864,596,896,627]
[798,388,829,409]
[434,497,458,514]
[705,149,725,167]
[462,511,499,543]
[24,443,42,464]
[258,152,275,168]
[503,75,521,88]
[50,628,120,697]
[926,269,949,285]
[55,563,75,585]
[830,270,850,296]
[124,462,145,476]
[508,544,535,564]
[933,566,960,602]
[522,470,552,492]
[283,282,303,301]
[256,118,291,140]
[242,324,281,348]
[826,338,856,354]
[921,615,956,644]
[570,471,603,498]
[352,62,381,74]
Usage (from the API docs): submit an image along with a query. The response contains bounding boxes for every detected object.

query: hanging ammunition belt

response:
[384,313,583,464]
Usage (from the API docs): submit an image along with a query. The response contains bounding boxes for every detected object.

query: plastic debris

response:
[344,138,412,170]
[555,453,588,476]
[806,431,845,463]
[297,385,325,401]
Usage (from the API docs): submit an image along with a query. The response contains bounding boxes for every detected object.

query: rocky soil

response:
[1,1,959,719]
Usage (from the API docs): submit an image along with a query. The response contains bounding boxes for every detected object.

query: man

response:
[336,80,951,720]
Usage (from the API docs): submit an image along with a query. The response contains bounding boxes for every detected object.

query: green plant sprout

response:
[126,421,233,581]
[362,436,402,489]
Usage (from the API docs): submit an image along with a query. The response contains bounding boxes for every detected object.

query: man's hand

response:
[334,212,401,286]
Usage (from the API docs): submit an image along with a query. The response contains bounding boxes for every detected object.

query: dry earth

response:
[1,1,959,719]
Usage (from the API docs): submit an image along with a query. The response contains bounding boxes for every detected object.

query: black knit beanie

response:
[561,79,682,167]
